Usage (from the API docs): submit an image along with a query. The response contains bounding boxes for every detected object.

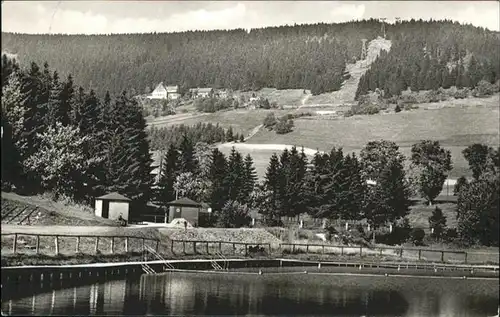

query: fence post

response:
[76,236,80,253]
[142,238,145,251]
[359,246,362,257]
[206,242,209,254]
[340,246,343,256]
[170,240,174,253]
[245,244,248,256]
[155,240,159,253]
[233,243,236,254]
[183,241,186,254]
[110,237,115,254]
[418,249,422,260]
[54,236,59,256]
[306,244,309,254]
[464,252,468,264]
[13,234,17,254]
[292,244,295,253]
[125,237,129,253]
[379,248,382,256]
[219,242,222,253]
[441,251,444,263]
[193,242,197,254]
[400,248,403,258]
[268,243,271,254]
[36,235,40,254]
[95,237,99,254]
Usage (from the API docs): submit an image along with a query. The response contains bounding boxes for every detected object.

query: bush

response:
[262,113,277,129]
[394,105,402,113]
[411,228,426,246]
[275,117,294,134]
[454,88,470,99]
[444,228,458,243]
[473,80,496,97]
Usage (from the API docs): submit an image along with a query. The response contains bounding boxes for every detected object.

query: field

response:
[148,109,290,136]
[248,97,500,178]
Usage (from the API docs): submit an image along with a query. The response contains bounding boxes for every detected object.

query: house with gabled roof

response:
[147,82,180,100]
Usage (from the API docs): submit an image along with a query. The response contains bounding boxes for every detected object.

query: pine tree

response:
[178,134,198,174]
[45,71,64,127]
[208,148,228,212]
[157,144,179,206]
[428,206,447,240]
[242,154,257,205]
[225,146,245,202]
[226,126,234,142]
[261,153,282,224]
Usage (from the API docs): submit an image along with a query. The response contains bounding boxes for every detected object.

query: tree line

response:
[1,56,152,206]
[254,140,499,246]
[153,140,257,228]
[356,20,499,98]
[148,123,245,152]
[3,20,498,100]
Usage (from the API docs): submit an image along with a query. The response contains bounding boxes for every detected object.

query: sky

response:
[1,1,499,35]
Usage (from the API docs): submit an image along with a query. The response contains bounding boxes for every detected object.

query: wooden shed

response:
[167,197,206,227]
[95,192,131,221]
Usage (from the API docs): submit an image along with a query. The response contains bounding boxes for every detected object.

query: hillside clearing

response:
[147,109,290,136]
[248,98,499,178]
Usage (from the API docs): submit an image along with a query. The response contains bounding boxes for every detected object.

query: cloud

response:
[1,1,498,34]
[455,4,499,31]
[330,4,366,21]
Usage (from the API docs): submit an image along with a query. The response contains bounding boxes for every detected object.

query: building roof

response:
[96,192,131,201]
[165,85,179,93]
[167,197,202,207]
[197,88,213,93]
[152,82,167,93]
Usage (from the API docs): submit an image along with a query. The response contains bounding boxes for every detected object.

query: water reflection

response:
[2,271,498,316]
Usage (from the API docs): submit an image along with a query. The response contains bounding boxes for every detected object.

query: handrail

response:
[215,250,228,270]
[144,244,174,270]
[1,206,18,221]
[17,207,38,225]
[5,206,30,224]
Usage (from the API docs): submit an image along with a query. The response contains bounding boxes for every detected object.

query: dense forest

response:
[3,20,379,96]
[356,20,500,98]
[2,20,498,99]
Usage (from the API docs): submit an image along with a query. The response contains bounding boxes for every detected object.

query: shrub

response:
[275,117,294,134]
[411,228,426,246]
[394,105,402,113]
[454,88,470,99]
[444,228,458,243]
[473,80,496,97]
[263,112,277,129]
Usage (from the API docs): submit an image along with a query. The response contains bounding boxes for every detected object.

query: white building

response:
[147,82,180,100]
[94,192,131,221]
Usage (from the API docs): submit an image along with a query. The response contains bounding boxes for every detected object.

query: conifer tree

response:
[242,154,257,205]
[208,148,228,211]
[157,144,179,206]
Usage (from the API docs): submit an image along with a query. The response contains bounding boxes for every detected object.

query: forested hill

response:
[2,19,499,97]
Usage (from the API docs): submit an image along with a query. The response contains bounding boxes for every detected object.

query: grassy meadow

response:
[248,99,499,178]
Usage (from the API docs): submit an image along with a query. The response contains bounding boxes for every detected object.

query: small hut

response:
[166,198,205,227]
[95,192,131,221]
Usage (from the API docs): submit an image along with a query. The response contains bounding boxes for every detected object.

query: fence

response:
[279,243,499,264]
[170,239,272,257]
[1,233,161,256]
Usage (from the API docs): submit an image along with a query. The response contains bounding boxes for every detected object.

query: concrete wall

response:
[95,200,103,217]
[109,201,130,221]
[169,206,200,226]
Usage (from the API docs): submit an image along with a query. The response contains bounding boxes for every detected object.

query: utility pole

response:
[361,39,368,67]
[380,18,387,39]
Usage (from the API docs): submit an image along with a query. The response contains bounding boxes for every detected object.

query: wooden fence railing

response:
[170,239,272,256]
[1,233,160,256]
[279,243,499,264]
